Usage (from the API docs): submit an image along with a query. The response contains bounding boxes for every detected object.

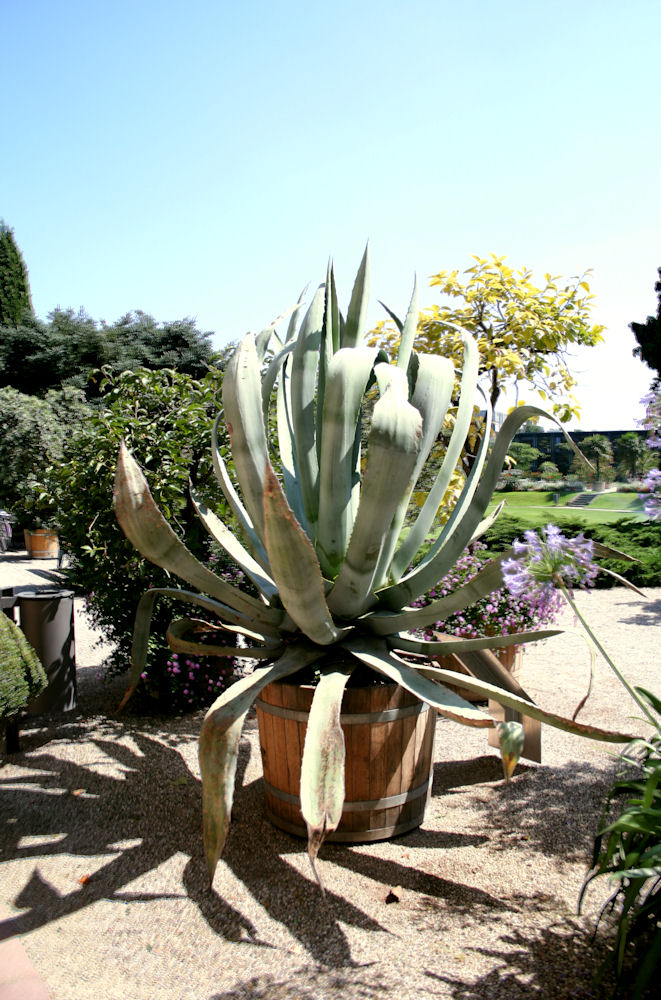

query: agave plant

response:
[114,249,633,885]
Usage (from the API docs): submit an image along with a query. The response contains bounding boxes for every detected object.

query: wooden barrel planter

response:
[23,529,59,560]
[433,645,522,702]
[255,678,436,843]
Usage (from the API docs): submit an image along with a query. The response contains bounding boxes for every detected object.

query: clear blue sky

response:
[3,0,659,429]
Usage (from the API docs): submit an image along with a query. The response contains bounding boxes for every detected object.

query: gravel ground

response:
[1,552,660,999]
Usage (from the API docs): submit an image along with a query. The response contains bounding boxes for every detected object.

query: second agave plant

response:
[114,249,634,885]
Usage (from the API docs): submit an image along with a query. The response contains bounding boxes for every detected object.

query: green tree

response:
[0,385,88,525]
[630,266,661,387]
[538,460,560,481]
[578,434,614,483]
[615,432,647,479]
[0,221,33,327]
[0,308,217,396]
[371,254,604,422]
[506,441,542,473]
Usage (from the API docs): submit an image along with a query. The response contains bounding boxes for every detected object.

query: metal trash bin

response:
[18,589,77,715]
[0,509,13,553]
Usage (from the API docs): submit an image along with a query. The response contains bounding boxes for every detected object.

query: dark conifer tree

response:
[631,267,661,387]
[0,221,33,326]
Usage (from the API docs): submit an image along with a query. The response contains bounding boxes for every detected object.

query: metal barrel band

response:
[255,699,429,725]
[263,777,430,811]
[264,808,428,843]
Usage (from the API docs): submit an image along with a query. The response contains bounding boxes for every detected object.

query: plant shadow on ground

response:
[203,922,629,1000]
[427,917,658,1000]
[2,718,549,969]
[207,964,389,1000]
[428,753,617,862]
[1,725,380,965]
[617,594,661,627]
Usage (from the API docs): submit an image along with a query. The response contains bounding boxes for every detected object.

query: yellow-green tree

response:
[371,254,604,422]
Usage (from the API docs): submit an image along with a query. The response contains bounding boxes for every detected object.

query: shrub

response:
[0,612,47,718]
[38,363,238,712]
[580,690,661,999]
[484,515,661,588]
[0,386,88,526]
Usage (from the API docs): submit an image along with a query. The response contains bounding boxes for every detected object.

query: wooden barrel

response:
[23,529,59,560]
[256,679,436,843]
[433,645,522,702]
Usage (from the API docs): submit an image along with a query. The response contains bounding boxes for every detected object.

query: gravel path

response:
[1,553,659,999]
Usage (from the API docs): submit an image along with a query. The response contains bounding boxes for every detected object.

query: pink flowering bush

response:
[159,652,238,712]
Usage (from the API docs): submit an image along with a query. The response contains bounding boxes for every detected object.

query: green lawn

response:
[486,490,646,526]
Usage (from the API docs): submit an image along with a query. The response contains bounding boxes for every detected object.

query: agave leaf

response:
[325,260,341,355]
[391,328,480,579]
[222,334,271,541]
[328,370,423,618]
[377,300,404,332]
[255,299,305,362]
[119,586,280,710]
[418,664,636,743]
[389,627,563,656]
[189,485,278,603]
[291,284,325,534]
[395,277,418,373]
[341,244,370,349]
[365,551,512,636]
[211,414,270,568]
[300,664,354,882]
[261,340,296,428]
[469,499,505,546]
[389,640,546,763]
[199,643,321,883]
[166,618,282,660]
[114,443,282,626]
[316,261,339,463]
[343,636,494,729]
[590,541,645,595]
[396,388,492,589]
[316,346,387,578]
[374,352,455,589]
[383,404,560,609]
[263,464,350,645]
[276,352,308,530]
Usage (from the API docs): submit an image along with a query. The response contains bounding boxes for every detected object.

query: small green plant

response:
[579,693,661,999]
[500,524,660,997]
[0,612,47,719]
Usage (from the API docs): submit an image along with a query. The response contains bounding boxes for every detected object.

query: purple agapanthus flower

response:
[643,468,661,520]
[502,524,598,601]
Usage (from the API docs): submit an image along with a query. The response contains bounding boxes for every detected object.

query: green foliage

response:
[484,514,661,587]
[0,612,47,718]
[0,221,33,327]
[631,267,661,388]
[616,432,649,479]
[0,385,88,525]
[538,460,560,480]
[371,253,604,422]
[38,363,234,711]
[0,308,217,397]
[578,434,615,482]
[580,690,661,999]
[506,441,542,472]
